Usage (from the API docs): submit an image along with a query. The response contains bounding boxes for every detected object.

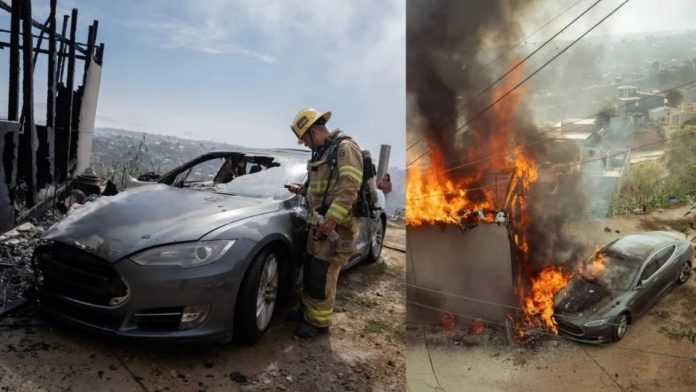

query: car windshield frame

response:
[214,153,309,200]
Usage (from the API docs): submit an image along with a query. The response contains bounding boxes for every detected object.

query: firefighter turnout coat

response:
[302,129,364,328]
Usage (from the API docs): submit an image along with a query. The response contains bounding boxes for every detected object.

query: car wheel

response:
[611,313,629,342]
[235,247,280,343]
[677,261,692,285]
[367,217,386,263]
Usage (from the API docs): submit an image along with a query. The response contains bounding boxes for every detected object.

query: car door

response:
[632,257,661,316]
[652,245,677,294]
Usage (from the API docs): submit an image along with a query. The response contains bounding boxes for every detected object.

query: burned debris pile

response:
[0,0,105,317]
[0,211,63,314]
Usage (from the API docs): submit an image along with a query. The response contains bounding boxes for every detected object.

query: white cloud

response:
[122,0,404,85]
[94,0,405,167]
[134,19,277,62]
[328,0,405,89]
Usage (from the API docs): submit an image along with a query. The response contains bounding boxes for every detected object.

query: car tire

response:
[367,216,386,263]
[611,313,629,342]
[234,247,281,344]
[677,261,692,285]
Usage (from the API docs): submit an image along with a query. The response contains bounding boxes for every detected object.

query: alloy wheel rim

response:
[679,263,691,282]
[617,315,627,338]
[256,255,279,330]
[372,222,384,256]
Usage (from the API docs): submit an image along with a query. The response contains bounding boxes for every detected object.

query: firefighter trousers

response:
[302,221,357,328]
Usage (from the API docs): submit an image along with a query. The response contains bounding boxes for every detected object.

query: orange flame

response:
[523,266,573,334]
[580,246,607,280]
[406,147,496,226]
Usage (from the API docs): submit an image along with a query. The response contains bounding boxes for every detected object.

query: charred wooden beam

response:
[30,17,50,68]
[0,28,89,49]
[21,0,37,207]
[57,14,68,82]
[0,121,20,233]
[0,42,88,60]
[65,7,77,180]
[7,0,20,122]
[4,0,21,200]
[91,20,99,49]
[0,0,88,54]
[81,19,99,81]
[95,42,105,65]
[46,0,57,186]
[82,24,93,85]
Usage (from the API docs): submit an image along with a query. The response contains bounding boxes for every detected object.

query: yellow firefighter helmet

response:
[290,108,331,144]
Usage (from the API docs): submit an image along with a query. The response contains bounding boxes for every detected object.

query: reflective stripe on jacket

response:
[306,129,363,226]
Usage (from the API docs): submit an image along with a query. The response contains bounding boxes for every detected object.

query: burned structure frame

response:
[0,0,103,233]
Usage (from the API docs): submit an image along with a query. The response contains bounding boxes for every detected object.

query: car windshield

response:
[580,248,642,291]
[215,155,307,200]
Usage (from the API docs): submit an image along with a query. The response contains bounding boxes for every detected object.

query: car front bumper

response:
[554,314,614,343]
[36,239,258,343]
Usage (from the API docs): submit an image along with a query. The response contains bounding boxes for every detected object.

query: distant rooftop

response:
[546,131,594,141]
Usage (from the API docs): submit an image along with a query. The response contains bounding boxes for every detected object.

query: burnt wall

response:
[406,223,515,325]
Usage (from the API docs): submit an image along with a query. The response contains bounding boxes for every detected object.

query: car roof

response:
[190,149,309,166]
[607,232,678,259]
[204,148,309,158]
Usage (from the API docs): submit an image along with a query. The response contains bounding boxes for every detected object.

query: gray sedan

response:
[34,149,386,343]
[553,231,693,343]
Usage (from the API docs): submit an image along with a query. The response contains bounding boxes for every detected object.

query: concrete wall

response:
[406,223,516,326]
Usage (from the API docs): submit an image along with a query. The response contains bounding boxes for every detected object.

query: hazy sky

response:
[519,0,696,41]
[0,0,405,167]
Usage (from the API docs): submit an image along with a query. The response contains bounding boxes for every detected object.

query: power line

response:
[581,345,627,391]
[406,126,696,202]
[407,0,633,168]
[407,180,510,202]
[406,300,696,361]
[472,0,591,80]
[429,79,696,172]
[407,0,602,152]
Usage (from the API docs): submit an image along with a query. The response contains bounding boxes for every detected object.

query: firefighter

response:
[285,107,364,338]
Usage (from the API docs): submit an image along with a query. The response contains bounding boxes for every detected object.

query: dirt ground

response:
[407,204,696,391]
[0,223,406,392]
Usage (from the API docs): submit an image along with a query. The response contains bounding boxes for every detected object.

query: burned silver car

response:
[553,232,693,342]
[34,149,386,343]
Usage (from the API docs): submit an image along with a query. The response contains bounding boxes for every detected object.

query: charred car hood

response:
[44,184,282,262]
[554,277,623,318]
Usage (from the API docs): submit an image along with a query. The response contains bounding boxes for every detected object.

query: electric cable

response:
[407,129,696,201]
[407,0,602,152]
[405,232,447,391]
[408,0,633,168]
[423,79,696,172]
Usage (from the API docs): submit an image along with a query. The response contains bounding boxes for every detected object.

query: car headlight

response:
[583,318,610,327]
[130,240,236,267]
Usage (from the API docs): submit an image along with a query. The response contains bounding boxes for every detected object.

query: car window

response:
[216,157,308,200]
[652,245,676,269]
[174,158,225,184]
[639,259,659,282]
[582,250,642,291]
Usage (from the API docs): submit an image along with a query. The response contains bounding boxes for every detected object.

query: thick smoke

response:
[407,0,590,269]
[408,0,534,164]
